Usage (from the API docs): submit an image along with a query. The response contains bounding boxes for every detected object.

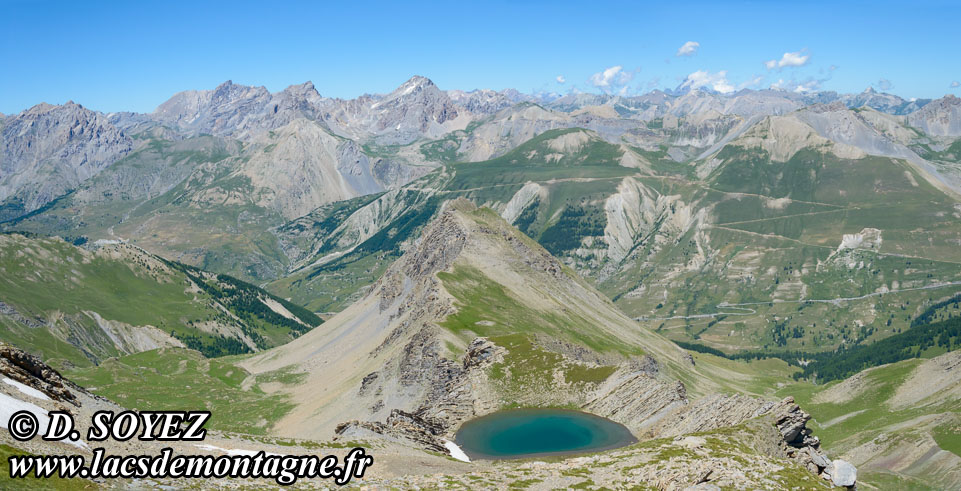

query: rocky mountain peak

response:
[329,75,464,143]
[0,101,133,218]
[906,93,961,136]
[21,102,58,116]
[210,80,269,102]
[282,81,320,98]
[398,75,436,91]
[383,75,444,103]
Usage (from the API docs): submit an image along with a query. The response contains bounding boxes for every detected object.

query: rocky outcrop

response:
[0,300,44,328]
[646,394,854,487]
[585,370,687,434]
[650,393,776,438]
[822,227,883,270]
[340,336,506,452]
[334,409,448,453]
[0,343,80,406]
[462,337,502,368]
[774,397,818,447]
[772,396,857,487]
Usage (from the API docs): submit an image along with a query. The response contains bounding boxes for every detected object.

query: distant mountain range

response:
[2,77,958,219]
[2,76,960,356]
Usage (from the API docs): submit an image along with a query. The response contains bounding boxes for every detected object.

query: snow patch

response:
[443,439,471,462]
[4,378,50,401]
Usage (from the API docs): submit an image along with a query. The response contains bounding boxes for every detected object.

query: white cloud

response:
[676,41,700,57]
[765,50,810,70]
[770,77,822,93]
[793,79,821,93]
[556,75,566,84]
[951,81,960,88]
[588,65,637,94]
[876,78,893,91]
[680,70,735,94]
[589,65,633,88]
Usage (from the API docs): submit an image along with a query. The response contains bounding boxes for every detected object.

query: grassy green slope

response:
[0,233,320,367]
[773,353,961,490]
[616,145,961,356]
[65,348,302,435]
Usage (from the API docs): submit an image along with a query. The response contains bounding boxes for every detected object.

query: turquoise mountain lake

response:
[454,409,637,459]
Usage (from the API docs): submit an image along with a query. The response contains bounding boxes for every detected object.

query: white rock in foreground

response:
[830,459,857,487]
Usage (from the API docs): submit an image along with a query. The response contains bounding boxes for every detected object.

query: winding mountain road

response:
[634,280,961,322]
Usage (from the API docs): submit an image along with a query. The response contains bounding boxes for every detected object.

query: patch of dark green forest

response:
[162,259,323,357]
[538,204,606,255]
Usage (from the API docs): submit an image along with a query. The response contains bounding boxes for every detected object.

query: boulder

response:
[830,459,857,487]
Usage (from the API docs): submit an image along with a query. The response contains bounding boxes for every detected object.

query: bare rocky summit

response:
[0,102,132,218]
[908,94,961,137]
[153,80,325,139]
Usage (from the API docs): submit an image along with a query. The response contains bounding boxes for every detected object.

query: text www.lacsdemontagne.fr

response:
[9,447,373,485]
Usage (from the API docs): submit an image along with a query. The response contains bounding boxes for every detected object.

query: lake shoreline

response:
[454,407,638,460]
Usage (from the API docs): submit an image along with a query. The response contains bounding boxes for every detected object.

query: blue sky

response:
[2,0,959,114]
